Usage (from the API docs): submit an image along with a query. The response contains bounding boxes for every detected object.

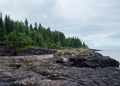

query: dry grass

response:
[31,59,49,67]
[54,48,91,57]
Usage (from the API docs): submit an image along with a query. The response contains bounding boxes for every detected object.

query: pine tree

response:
[30,24,33,31]
[0,13,88,49]
[0,13,3,29]
[38,23,42,32]
[0,13,6,42]
[59,33,65,47]
[82,42,88,48]
[6,30,32,55]
[34,22,38,31]
[24,18,28,27]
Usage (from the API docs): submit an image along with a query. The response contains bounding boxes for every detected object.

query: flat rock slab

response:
[0,56,120,86]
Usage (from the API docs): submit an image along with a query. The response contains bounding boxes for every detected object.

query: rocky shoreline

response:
[0,44,56,56]
[0,49,120,86]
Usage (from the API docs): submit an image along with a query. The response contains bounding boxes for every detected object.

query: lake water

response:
[98,49,120,62]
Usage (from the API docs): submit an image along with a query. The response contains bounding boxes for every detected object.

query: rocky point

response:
[0,49,119,86]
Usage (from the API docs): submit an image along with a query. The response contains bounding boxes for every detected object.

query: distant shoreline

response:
[89,49,102,51]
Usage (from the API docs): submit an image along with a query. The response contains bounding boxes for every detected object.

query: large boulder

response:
[56,56,68,63]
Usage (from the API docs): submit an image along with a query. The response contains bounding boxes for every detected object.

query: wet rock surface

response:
[0,49,120,86]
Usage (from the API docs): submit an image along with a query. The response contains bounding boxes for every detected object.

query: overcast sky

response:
[0,0,120,49]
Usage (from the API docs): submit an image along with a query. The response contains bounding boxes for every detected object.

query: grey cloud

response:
[0,0,120,49]
[108,33,120,39]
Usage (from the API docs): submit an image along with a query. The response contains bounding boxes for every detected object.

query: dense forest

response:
[0,13,88,52]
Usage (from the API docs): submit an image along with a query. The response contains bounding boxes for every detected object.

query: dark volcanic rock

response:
[17,48,56,56]
[55,49,119,68]
[0,56,120,86]
[0,43,13,56]
[27,62,120,86]
[0,43,56,56]
[69,56,119,68]
[0,49,120,86]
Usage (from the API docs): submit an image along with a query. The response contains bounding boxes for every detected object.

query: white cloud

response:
[82,32,120,49]
[0,0,120,49]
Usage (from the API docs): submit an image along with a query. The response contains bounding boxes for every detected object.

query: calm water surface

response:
[99,49,120,62]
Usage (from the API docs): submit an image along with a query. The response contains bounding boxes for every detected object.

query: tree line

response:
[0,13,88,53]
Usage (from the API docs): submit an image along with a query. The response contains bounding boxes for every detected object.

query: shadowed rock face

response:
[55,49,119,68]
[0,43,56,56]
[0,44,13,56]
[0,54,120,86]
[68,56,119,68]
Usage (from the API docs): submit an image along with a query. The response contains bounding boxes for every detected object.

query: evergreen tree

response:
[24,18,28,27]
[4,15,13,33]
[5,30,32,55]
[0,13,88,50]
[34,22,38,31]
[0,13,6,42]
[38,23,42,32]
[82,42,88,48]
[30,24,33,31]
[0,13,3,29]
[59,33,65,47]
